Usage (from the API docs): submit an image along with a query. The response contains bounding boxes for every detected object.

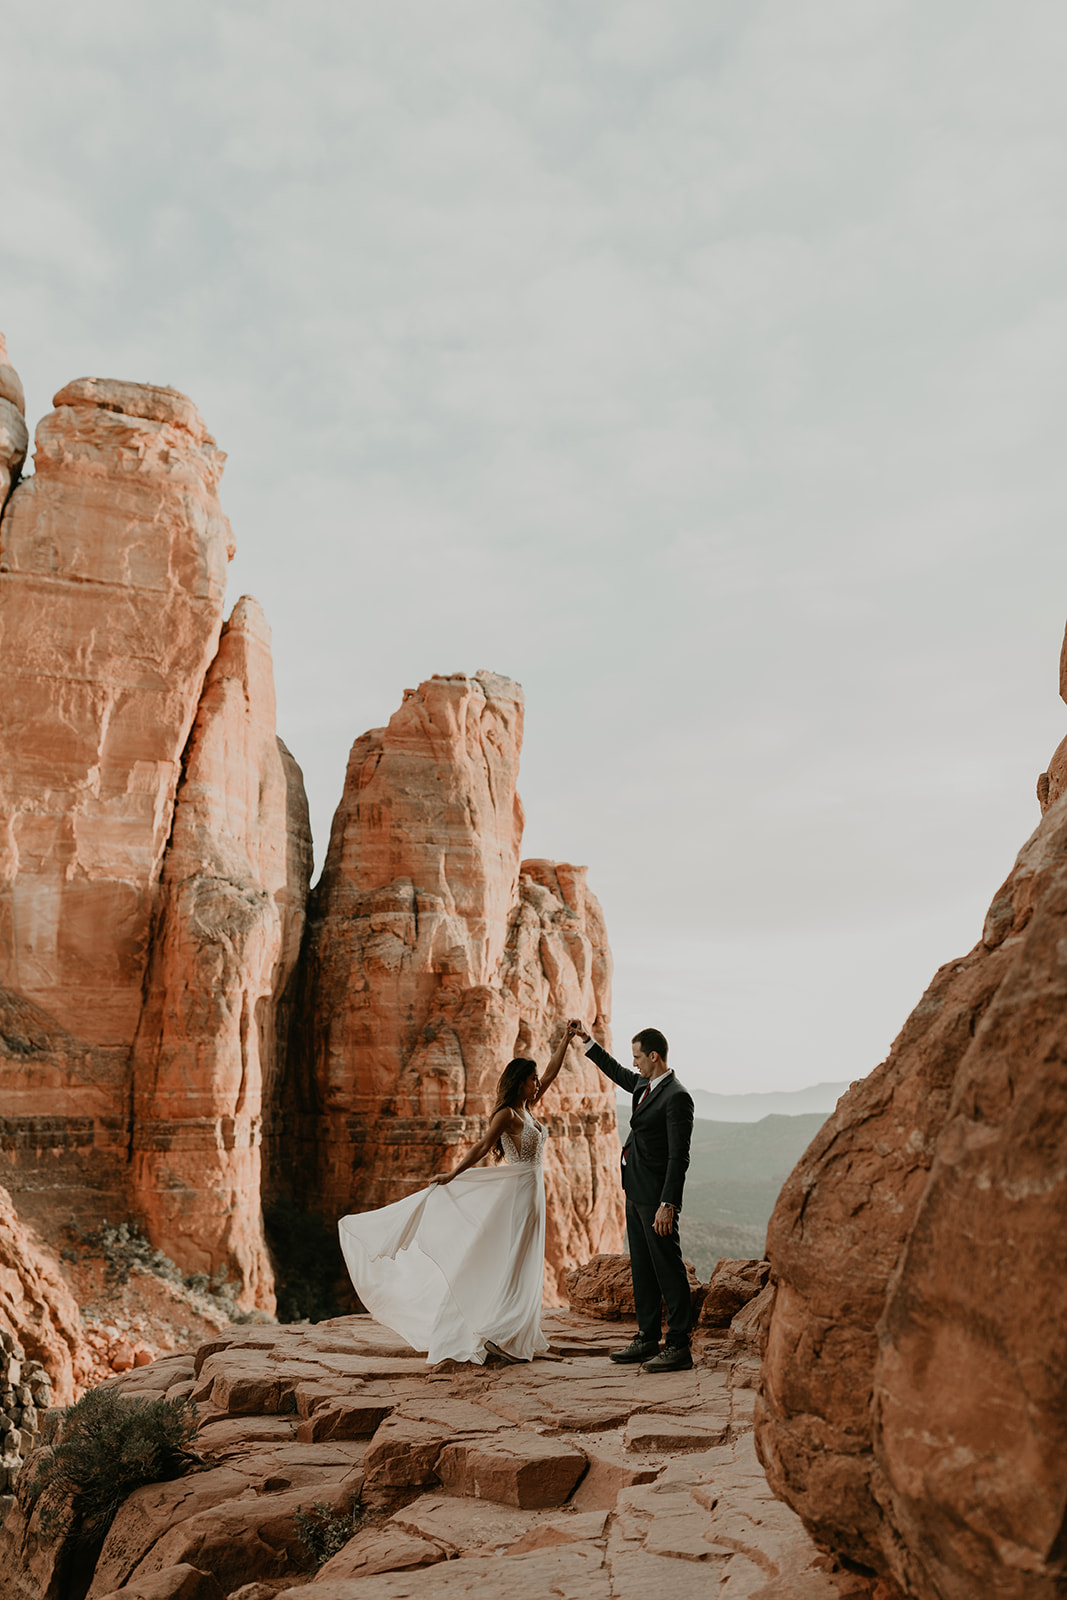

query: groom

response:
[569,1018,695,1371]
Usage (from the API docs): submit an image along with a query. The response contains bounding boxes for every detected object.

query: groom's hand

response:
[567,1018,590,1041]
[653,1203,675,1237]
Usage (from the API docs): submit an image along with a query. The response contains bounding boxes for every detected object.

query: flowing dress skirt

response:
[338,1162,549,1365]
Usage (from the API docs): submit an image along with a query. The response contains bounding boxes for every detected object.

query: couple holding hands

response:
[338,1016,695,1373]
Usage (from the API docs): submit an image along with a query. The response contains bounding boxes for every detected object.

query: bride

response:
[337,1020,582,1365]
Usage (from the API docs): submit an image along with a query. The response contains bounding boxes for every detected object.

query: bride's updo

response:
[489,1057,538,1158]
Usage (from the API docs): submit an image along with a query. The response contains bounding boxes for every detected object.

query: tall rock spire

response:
[278,671,624,1300]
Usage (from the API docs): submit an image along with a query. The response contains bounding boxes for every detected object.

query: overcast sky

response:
[4,2,1067,1093]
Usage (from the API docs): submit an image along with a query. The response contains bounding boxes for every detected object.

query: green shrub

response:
[294,1496,365,1569]
[30,1387,200,1552]
[64,1218,253,1322]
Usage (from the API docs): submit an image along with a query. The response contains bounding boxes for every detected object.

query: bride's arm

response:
[432,1107,517,1184]
[533,1020,583,1104]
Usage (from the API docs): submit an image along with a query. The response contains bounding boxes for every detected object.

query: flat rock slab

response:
[391,1493,543,1554]
[393,1396,512,1433]
[624,1409,730,1452]
[26,1313,884,1600]
[316,1528,447,1580]
[93,1565,225,1600]
[198,1416,298,1454]
[297,1398,394,1441]
[438,1433,586,1508]
[277,1540,613,1599]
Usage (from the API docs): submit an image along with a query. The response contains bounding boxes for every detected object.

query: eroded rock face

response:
[279,673,624,1300]
[757,668,1067,1597]
[0,366,312,1321]
[0,374,233,1046]
[130,598,312,1309]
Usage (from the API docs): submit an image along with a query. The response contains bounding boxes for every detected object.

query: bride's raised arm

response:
[533,1018,584,1104]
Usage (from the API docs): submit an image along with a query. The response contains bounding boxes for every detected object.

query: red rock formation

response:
[0,333,28,508]
[0,373,233,1046]
[130,598,312,1309]
[280,672,624,1300]
[0,362,311,1320]
[565,1252,704,1322]
[0,368,237,1242]
[757,640,1067,1599]
[0,343,623,1331]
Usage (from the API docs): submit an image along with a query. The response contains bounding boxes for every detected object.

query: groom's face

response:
[632,1040,653,1078]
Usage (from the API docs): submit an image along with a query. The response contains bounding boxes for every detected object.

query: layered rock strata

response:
[757,638,1067,1599]
[279,672,624,1300]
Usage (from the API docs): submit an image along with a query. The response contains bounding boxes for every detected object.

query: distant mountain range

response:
[614,1097,843,1277]
[616,1080,851,1123]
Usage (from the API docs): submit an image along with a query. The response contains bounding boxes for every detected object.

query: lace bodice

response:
[501,1107,548,1167]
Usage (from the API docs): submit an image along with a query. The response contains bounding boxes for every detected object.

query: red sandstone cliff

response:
[0,336,624,1356]
[279,672,624,1301]
[130,597,313,1310]
[0,344,311,1311]
[756,643,1067,1598]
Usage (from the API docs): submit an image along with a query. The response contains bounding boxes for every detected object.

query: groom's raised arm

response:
[571,1020,641,1095]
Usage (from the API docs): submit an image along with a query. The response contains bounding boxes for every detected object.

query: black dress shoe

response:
[641,1344,693,1372]
[610,1337,660,1364]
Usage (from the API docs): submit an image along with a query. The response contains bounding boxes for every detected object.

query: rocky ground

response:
[2,1308,893,1600]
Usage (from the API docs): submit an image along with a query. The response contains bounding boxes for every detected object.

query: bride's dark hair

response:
[489,1057,538,1159]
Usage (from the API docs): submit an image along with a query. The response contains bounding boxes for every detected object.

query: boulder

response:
[756,629,1067,1599]
[564,1253,703,1320]
[697,1258,770,1329]
[93,1566,225,1600]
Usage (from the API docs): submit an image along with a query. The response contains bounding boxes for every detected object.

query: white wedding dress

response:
[337,1106,550,1365]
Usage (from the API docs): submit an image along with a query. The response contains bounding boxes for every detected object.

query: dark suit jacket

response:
[587,1042,694,1211]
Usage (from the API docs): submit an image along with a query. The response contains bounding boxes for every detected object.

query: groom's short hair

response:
[632,1027,668,1061]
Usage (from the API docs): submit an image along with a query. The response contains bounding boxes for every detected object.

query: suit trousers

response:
[625,1198,692,1348]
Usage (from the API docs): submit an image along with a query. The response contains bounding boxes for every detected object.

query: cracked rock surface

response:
[2,1310,886,1600]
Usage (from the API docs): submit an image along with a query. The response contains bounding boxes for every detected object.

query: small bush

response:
[30,1386,200,1552]
[65,1218,253,1323]
[294,1496,365,1569]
